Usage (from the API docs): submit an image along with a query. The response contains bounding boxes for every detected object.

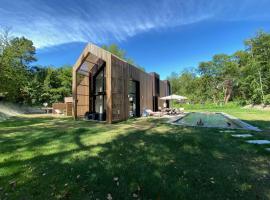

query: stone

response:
[220,130,236,133]
[246,140,270,145]
[231,134,253,138]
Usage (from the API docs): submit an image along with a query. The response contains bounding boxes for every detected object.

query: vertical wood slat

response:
[72,67,77,119]
[111,55,158,122]
[76,75,90,117]
[73,43,170,123]
[72,45,91,119]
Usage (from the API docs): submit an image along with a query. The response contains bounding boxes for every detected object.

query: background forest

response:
[1,28,270,106]
[168,31,270,105]
[0,29,72,106]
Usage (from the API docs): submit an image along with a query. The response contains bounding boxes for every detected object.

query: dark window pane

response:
[95,69,104,93]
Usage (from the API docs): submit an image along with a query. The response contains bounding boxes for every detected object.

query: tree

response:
[167,72,180,94]
[102,44,145,71]
[0,30,36,102]
[198,61,221,103]
[102,44,126,59]
[22,66,73,105]
[245,31,270,104]
[168,30,270,105]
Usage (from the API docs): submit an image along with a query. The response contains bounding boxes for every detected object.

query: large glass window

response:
[128,81,136,117]
[94,67,106,94]
[93,66,106,120]
[128,80,140,117]
[95,95,104,114]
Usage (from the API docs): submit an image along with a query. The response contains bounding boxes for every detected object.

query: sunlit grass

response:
[0,114,269,199]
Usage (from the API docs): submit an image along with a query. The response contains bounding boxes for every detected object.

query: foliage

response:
[102,43,145,71]
[168,31,270,105]
[0,28,72,106]
[23,66,72,105]
[0,30,36,102]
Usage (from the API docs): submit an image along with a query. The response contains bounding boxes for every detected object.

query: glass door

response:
[128,80,140,117]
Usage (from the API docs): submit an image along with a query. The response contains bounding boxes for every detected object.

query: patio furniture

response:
[176,108,184,114]
[160,95,188,101]
[54,109,63,114]
[41,107,53,114]
[165,108,184,115]
[144,109,163,117]
[160,95,187,115]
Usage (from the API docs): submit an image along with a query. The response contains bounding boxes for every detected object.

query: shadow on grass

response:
[0,117,269,200]
[243,119,270,132]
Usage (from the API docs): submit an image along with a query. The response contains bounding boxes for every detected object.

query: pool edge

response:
[170,112,262,132]
[220,112,262,132]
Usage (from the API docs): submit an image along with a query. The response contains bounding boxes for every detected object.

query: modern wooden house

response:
[72,43,171,123]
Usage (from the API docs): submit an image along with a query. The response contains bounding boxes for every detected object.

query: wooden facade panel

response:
[128,64,140,81]
[77,105,88,117]
[138,72,153,113]
[73,43,171,123]
[111,56,129,122]
[52,103,66,114]
[111,78,124,93]
[111,56,155,121]
[158,80,167,108]
[66,102,72,116]
[52,102,73,116]
[112,93,123,121]
[76,74,89,117]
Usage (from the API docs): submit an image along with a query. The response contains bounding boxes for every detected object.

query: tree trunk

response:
[258,70,265,104]
[224,79,233,104]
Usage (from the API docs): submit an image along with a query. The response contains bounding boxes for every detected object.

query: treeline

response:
[168,31,270,105]
[0,29,72,106]
[0,28,142,106]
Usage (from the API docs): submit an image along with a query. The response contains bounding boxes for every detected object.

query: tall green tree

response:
[245,31,270,104]
[0,31,36,102]
[102,44,145,71]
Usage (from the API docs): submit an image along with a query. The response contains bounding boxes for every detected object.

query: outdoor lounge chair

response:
[166,108,184,115]
[176,108,184,114]
[144,109,163,117]
[54,109,63,115]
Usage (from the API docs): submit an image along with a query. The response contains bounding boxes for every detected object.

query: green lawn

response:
[0,112,270,199]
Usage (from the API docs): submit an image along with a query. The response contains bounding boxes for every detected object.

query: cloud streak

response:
[0,0,269,48]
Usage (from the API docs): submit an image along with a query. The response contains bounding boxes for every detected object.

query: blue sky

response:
[1,0,270,79]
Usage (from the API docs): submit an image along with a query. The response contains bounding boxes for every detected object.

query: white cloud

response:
[0,0,269,48]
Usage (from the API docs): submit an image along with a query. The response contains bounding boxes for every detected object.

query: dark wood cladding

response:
[149,72,160,97]
[52,102,72,116]
[111,55,154,122]
[73,43,170,123]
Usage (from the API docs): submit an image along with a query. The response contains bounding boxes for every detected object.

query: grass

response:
[0,112,270,200]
